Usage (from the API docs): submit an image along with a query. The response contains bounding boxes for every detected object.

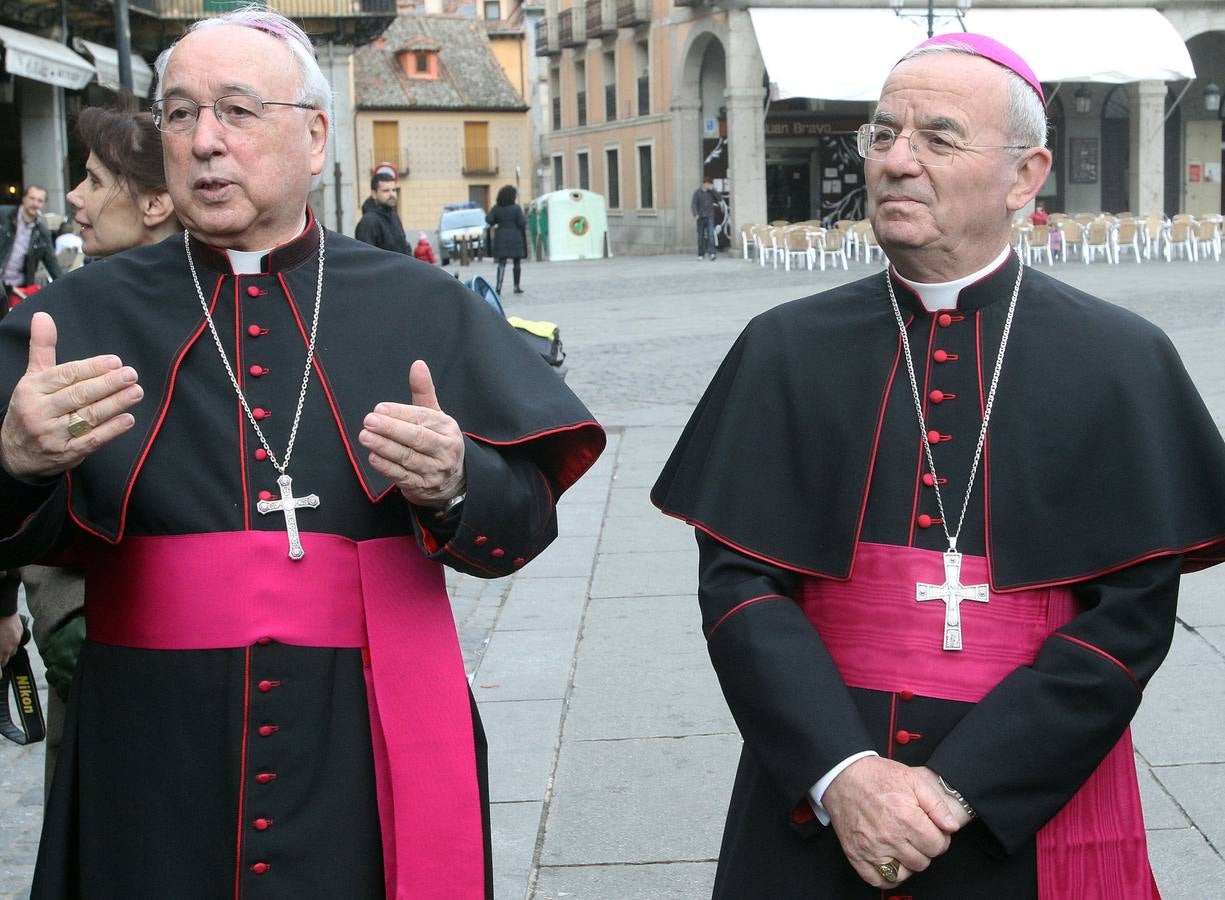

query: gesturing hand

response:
[0,312,142,480]
[821,755,960,888]
[359,360,466,508]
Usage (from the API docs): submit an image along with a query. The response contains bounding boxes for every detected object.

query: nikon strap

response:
[0,617,46,744]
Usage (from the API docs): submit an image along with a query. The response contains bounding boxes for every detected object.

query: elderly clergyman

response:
[0,9,603,898]
[653,33,1225,898]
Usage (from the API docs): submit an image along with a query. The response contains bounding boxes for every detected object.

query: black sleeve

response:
[412,436,558,579]
[0,467,67,570]
[926,554,1180,856]
[697,532,876,817]
[353,215,378,249]
[0,568,19,616]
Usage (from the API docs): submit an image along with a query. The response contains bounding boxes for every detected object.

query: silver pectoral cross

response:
[256,473,321,560]
[916,551,990,651]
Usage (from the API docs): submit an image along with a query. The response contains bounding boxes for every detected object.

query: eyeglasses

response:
[856,124,1031,168]
[151,95,316,133]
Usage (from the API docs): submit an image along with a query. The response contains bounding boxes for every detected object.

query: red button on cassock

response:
[929,390,945,404]
[249,365,266,377]
[251,862,269,875]
[258,725,278,737]
[255,448,268,461]
[922,473,935,487]
[938,313,953,327]
[258,490,273,502]
[927,430,941,444]
[257,680,276,693]
[896,729,918,745]
[513,557,525,567]
[474,535,488,546]
[253,818,271,831]
[917,514,936,529]
[256,636,273,646]
[933,349,950,363]
[255,772,277,784]
[248,324,264,337]
[491,548,505,558]
[253,407,269,420]
[247,285,262,298]
[900,689,915,701]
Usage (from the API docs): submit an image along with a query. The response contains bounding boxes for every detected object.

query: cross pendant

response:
[915,550,990,651]
[256,473,321,560]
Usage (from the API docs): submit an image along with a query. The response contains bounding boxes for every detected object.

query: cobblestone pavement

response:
[2,251,1223,898]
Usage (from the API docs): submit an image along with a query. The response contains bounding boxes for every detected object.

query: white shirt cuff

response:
[807,751,879,826]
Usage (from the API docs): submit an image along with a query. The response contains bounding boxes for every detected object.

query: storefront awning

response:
[73,38,156,98]
[750,8,1196,103]
[0,25,94,91]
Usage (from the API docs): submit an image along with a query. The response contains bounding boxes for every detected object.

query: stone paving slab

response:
[491,801,544,900]
[589,550,696,599]
[1146,827,1225,900]
[534,861,718,899]
[1133,662,1225,766]
[1151,763,1225,852]
[539,733,741,867]
[497,577,590,633]
[479,699,566,804]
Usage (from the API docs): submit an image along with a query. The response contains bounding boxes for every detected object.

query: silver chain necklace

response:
[184,226,325,560]
[885,250,1023,650]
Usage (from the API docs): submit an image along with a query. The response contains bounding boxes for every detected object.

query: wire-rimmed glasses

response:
[856,123,1031,168]
[151,95,316,133]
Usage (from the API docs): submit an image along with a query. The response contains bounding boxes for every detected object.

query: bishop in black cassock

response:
[654,34,1225,900]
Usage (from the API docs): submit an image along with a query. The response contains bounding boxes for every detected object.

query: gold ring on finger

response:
[876,859,900,883]
[67,410,93,439]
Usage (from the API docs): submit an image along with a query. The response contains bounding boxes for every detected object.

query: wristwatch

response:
[937,775,977,820]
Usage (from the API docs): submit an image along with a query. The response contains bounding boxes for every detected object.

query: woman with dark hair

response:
[486,183,528,295]
[66,106,179,256]
[11,104,180,799]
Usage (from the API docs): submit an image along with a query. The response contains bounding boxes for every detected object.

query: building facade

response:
[353,11,533,236]
[536,0,1225,255]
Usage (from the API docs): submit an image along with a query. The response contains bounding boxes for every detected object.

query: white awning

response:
[750,8,1196,103]
[73,38,155,98]
[0,25,94,91]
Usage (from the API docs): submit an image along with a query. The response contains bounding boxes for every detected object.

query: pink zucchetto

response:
[907,33,1045,105]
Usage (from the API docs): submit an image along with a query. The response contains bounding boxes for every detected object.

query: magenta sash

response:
[84,531,484,900]
[798,541,1159,900]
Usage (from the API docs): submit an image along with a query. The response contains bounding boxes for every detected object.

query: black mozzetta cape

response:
[0,217,604,560]
[653,254,1225,591]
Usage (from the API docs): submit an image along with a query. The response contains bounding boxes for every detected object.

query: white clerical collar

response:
[895,246,1012,312]
[222,212,309,275]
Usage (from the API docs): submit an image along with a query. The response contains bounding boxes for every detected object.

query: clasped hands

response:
[821,756,974,889]
[2,314,465,511]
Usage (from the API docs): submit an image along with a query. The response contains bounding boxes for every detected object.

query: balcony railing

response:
[149,0,397,18]
[369,147,409,176]
[576,90,587,127]
[637,74,649,116]
[586,0,615,37]
[616,0,649,27]
[463,146,499,176]
[535,18,559,57]
[557,9,573,45]
[604,83,616,122]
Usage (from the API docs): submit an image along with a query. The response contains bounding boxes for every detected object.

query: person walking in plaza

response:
[486,184,528,295]
[0,103,182,799]
[414,230,437,264]
[0,9,604,899]
[691,177,718,260]
[354,170,410,254]
[653,33,1225,898]
[0,185,62,315]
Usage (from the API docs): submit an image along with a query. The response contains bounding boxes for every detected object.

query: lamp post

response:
[890,0,972,38]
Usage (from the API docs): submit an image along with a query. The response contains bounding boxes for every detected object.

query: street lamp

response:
[890,0,972,39]
[1204,82,1221,114]
[1074,84,1092,116]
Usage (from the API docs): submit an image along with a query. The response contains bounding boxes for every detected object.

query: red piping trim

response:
[705,594,786,640]
[234,646,252,900]
[1053,633,1142,693]
[235,277,250,529]
[907,317,938,546]
[66,275,222,544]
[461,420,603,446]
[886,693,898,759]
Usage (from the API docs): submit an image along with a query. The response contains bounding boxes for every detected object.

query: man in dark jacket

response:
[354,172,410,254]
[0,185,62,315]
[691,178,717,261]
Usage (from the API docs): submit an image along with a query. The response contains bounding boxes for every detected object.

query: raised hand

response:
[821,755,960,888]
[359,359,466,508]
[0,312,143,480]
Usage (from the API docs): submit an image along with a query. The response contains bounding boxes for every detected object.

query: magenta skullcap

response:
[909,33,1044,105]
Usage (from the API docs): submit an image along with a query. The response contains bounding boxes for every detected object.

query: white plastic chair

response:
[1113,221,1142,264]
[815,228,849,271]
[1027,225,1054,265]
[1083,221,1113,264]
[1194,220,1221,262]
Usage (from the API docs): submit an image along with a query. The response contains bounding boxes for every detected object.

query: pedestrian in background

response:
[691,177,718,261]
[355,171,410,254]
[486,184,527,296]
[0,185,62,315]
[0,103,180,800]
[414,230,437,264]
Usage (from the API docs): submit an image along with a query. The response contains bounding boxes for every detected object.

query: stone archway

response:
[675,26,727,251]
